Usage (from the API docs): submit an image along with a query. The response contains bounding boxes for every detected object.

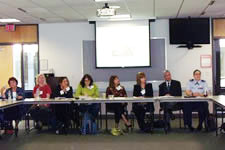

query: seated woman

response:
[106,75,131,130]
[1,77,25,135]
[53,77,79,134]
[132,72,154,133]
[29,74,52,130]
[74,74,99,135]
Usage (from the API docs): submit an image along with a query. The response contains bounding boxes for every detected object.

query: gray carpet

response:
[0,119,225,150]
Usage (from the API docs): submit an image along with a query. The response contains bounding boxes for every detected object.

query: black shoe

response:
[167,123,171,131]
[188,126,195,132]
[35,121,43,131]
[125,124,132,132]
[169,111,175,120]
[125,124,132,128]
[197,125,203,132]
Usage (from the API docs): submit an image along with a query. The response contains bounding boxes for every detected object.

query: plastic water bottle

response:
[36,88,40,99]
[8,91,12,101]
[204,88,208,97]
[12,92,17,101]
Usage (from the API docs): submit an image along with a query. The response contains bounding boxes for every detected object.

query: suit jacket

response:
[159,80,182,96]
[53,85,73,98]
[133,83,153,97]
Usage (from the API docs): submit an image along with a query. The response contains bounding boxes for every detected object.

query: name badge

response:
[116,86,122,91]
[88,85,94,89]
[66,87,70,91]
[40,91,43,95]
[60,90,64,95]
[141,89,146,95]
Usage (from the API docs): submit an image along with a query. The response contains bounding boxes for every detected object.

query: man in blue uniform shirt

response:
[184,69,209,132]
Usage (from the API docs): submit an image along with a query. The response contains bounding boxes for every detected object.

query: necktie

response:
[167,82,170,91]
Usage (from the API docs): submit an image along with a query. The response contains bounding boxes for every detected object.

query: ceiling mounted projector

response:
[97,3,118,17]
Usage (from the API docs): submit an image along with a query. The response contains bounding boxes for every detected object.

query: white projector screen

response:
[95,20,150,68]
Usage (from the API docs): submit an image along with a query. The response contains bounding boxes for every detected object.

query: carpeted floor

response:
[0,119,225,150]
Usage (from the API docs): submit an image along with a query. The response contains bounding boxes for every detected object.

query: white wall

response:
[39,22,95,88]
[151,19,213,89]
[39,19,213,90]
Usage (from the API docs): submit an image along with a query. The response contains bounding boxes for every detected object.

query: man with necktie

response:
[184,69,209,132]
[159,70,182,131]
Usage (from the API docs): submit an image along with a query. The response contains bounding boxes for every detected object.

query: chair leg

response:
[131,111,135,132]
[179,110,182,129]
[105,109,108,131]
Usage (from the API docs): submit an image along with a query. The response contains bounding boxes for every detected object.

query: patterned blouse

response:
[106,85,127,98]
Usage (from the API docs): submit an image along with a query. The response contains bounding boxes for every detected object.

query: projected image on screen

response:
[96,20,150,68]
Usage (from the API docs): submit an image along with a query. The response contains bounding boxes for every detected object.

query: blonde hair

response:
[36,74,47,85]
[136,72,146,85]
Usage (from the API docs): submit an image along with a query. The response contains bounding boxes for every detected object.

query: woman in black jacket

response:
[53,77,78,134]
[133,72,154,132]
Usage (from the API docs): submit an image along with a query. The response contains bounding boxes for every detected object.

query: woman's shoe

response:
[125,124,132,128]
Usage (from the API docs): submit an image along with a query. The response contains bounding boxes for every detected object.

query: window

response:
[220,39,225,87]
[23,44,39,90]
[0,44,39,90]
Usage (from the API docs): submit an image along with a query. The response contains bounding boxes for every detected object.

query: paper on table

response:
[159,95,175,98]
[113,97,126,100]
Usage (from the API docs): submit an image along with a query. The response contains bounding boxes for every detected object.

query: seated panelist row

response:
[0,69,210,133]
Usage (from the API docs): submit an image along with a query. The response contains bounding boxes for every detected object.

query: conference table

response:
[0,96,225,137]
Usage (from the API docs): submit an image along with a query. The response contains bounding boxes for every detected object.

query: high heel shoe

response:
[125,124,132,128]
[123,124,132,133]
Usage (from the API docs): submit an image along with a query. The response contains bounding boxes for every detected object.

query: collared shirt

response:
[186,79,208,94]
[166,80,171,88]
[74,83,99,98]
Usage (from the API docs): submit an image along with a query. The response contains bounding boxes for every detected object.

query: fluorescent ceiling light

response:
[94,0,119,2]
[88,16,156,22]
[0,19,20,23]
[99,14,131,20]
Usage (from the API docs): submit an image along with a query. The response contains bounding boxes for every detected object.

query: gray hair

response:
[163,70,171,75]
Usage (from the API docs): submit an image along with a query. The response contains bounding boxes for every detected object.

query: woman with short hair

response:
[1,77,25,135]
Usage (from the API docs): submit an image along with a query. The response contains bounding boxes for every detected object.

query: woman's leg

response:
[133,105,146,131]
[88,104,100,121]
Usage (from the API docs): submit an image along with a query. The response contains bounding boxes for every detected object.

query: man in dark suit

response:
[159,70,182,130]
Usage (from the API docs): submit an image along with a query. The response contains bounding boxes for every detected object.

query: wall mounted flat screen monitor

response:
[169,18,210,44]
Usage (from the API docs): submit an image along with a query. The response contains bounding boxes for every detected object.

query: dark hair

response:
[193,69,201,75]
[109,75,119,88]
[136,72,146,85]
[8,77,18,85]
[80,74,93,88]
[59,77,70,86]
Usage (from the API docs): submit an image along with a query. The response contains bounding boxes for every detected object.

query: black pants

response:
[183,102,209,127]
[54,104,71,128]
[161,102,183,124]
[29,105,53,124]
[4,105,24,121]
[133,103,154,131]
[107,103,127,124]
